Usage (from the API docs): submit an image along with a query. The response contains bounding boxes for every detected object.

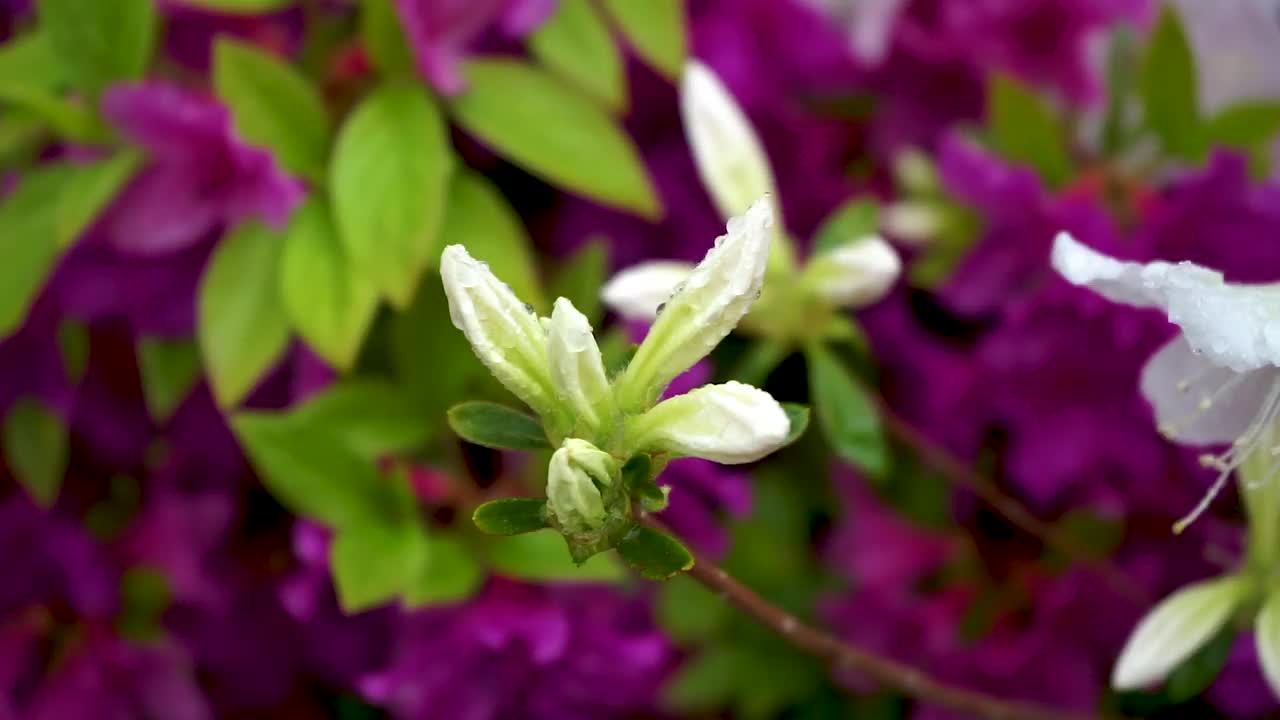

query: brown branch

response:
[655,517,1097,720]
[876,400,1150,605]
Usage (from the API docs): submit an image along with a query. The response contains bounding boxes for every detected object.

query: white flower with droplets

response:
[1052,232,1280,531]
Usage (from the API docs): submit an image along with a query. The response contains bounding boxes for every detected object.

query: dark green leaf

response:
[781,404,810,447]
[0,31,100,139]
[529,0,626,111]
[440,172,545,310]
[403,534,485,607]
[1141,5,1202,159]
[806,345,887,476]
[1204,102,1280,151]
[623,454,669,511]
[213,38,330,182]
[486,529,625,581]
[616,525,694,580]
[198,222,291,408]
[1101,26,1139,156]
[601,0,686,80]
[1165,624,1235,703]
[811,199,879,255]
[449,59,660,219]
[472,498,550,535]
[547,240,608,325]
[331,516,429,613]
[136,338,201,424]
[332,81,454,307]
[447,402,550,450]
[38,0,157,93]
[662,646,740,713]
[56,320,88,384]
[987,73,1072,187]
[116,567,171,641]
[2,397,67,508]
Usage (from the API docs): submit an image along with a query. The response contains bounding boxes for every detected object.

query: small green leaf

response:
[38,0,157,94]
[440,172,545,310]
[136,338,201,424]
[116,567,171,641]
[986,73,1072,187]
[447,402,550,450]
[487,529,625,582]
[198,222,291,409]
[811,199,880,255]
[805,345,887,476]
[177,0,297,12]
[601,0,686,80]
[359,0,414,75]
[213,38,330,182]
[1141,5,1202,159]
[403,535,485,607]
[289,379,432,458]
[279,200,379,370]
[3,397,67,509]
[780,404,810,448]
[332,81,454,307]
[331,517,429,613]
[56,320,88,384]
[622,454,668,512]
[473,498,550,535]
[1203,102,1280,153]
[616,525,694,580]
[529,0,627,111]
[449,59,660,219]
[548,240,608,325]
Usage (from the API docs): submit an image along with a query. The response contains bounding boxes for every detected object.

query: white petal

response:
[801,235,901,308]
[1140,336,1277,445]
[616,199,773,411]
[681,60,777,220]
[600,261,695,321]
[1052,232,1280,372]
[1256,590,1280,700]
[628,381,790,464]
[1112,575,1247,690]
[881,202,941,247]
[547,298,612,432]
[440,244,555,416]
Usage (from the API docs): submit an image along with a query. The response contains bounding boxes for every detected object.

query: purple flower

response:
[159,1,305,72]
[1207,636,1279,719]
[395,0,557,94]
[360,579,670,720]
[0,497,116,618]
[99,82,304,256]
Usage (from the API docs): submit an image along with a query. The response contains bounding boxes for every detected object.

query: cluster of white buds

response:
[441,198,791,554]
[601,60,901,332]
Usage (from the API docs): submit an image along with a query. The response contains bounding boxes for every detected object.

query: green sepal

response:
[622,453,670,512]
[780,404,811,448]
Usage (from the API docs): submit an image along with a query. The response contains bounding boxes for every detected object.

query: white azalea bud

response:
[893,147,939,194]
[440,245,556,417]
[600,261,694,321]
[547,298,613,433]
[616,199,773,411]
[681,60,776,222]
[546,439,617,533]
[628,381,789,464]
[881,201,941,246]
[1112,575,1248,690]
[800,235,901,308]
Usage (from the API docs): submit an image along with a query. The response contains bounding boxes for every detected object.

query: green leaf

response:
[486,529,625,582]
[805,345,887,476]
[811,199,880,255]
[233,412,401,529]
[662,646,740,713]
[136,338,201,424]
[616,525,694,580]
[403,535,485,607]
[331,517,429,613]
[472,498,550,535]
[1141,5,1202,159]
[177,0,297,12]
[290,379,432,458]
[38,0,157,94]
[529,0,627,112]
[0,153,142,340]
[449,59,660,219]
[280,200,379,370]
[656,573,731,645]
[2,397,67,509]
[359,0,414,75]
[116,567,171,641]
[780,404,810,448]
[441,172,545,310]
[1203,102,1280,153]
[56,320,88,384]
[447,402,550,450]
[0,31,100,140]
[213,38,330,182]
[986,73,1072,187]
[390,279,481,424]
[332,81,454,307]
[198,222,291,409]
[623,454,668,511]
[547,240,608,325]
[1164,623,1235,703]
[601,0,686,80]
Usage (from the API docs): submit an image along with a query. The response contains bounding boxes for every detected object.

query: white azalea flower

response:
[547,439,616,533]
[800,235,902,307]
[1052,232,1280,530]
[600,260,695,321]
[628,381,790,464]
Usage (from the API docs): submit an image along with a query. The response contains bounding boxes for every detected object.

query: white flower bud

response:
[600,260,694,321]
[628,381,789,464]
[881,201,941,246]
[800,235,901,308]
[681,60,776,221]
[547,298,613,433]
[546,439,617,533]
[1112,575,1248,690]
[440,244,556,417]
[616,199,774,411]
